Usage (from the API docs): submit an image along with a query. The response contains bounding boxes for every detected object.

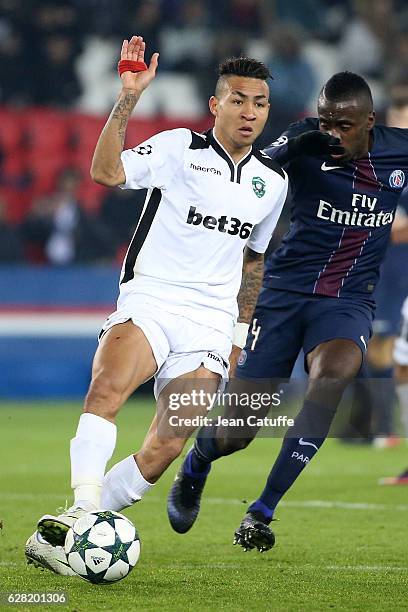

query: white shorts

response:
[100,297,231,398]
[393,297,408,366]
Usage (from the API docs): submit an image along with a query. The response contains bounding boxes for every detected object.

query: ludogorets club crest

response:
[252,176,266,198]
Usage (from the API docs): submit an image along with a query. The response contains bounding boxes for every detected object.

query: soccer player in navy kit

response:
[168,72,408,551]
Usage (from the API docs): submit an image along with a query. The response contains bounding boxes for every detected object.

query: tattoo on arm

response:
[91,90,141,184]
[112,92,139,145]
[237,248,264,324]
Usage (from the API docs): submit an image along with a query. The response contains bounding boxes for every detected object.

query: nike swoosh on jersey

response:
[321,162,343,171]
[360,335,367,350]
[298,438,319,450]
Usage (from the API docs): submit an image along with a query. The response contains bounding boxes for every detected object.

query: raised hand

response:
[120,35,159,93]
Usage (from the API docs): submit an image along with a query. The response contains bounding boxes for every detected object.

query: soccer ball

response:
[64,511,140,584]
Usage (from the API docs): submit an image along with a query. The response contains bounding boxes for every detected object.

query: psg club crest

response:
[252,176,266,198]
[237,349,247,366]
[389,169,405,188]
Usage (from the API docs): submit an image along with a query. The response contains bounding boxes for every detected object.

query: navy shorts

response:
[236,287,375,379]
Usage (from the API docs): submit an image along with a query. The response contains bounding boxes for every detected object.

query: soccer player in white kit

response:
[25,35,288,573]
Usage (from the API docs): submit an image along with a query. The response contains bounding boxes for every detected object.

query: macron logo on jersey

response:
[186,206,253,239]
[190,162,221,176]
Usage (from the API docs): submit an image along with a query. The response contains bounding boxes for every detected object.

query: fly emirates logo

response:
[317,193,394,228]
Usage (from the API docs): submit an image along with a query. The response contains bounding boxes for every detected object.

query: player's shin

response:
[100,455,154,511]
[249,399,338,520]
[70,413,117,509]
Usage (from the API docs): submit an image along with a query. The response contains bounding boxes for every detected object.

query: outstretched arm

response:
[90,35,159,187]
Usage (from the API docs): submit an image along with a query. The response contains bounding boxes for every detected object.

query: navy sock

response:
[183,426,223,477]
[249,399,337,520]
[183,449,211,478]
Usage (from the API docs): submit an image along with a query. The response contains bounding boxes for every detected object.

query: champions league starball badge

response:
[134,144,153,155]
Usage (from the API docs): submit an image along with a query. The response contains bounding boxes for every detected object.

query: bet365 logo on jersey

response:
[186,206,253,238]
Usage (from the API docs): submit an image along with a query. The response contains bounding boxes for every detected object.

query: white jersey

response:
[119,128,288,335]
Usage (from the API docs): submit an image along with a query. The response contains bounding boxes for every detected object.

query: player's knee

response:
[309,353,358,381]
[85,375,123,419]
[308,340,362,381]
[309,362,346,381]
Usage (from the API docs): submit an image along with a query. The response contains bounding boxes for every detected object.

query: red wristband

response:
[117,59,148,76]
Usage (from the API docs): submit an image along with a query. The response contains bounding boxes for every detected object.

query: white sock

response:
[396,383,408,438]
[100,455,153,511]
[70,413,117,509]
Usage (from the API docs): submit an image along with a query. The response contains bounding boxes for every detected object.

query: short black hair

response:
[215,57,272,97]
[320,71,373,110]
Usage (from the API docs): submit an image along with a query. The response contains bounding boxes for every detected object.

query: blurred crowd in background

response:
[1,0,408,266]
[1,0,408,441]
[2,0,408,115]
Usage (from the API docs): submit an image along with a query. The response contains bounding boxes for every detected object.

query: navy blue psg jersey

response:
[264,118,408,300]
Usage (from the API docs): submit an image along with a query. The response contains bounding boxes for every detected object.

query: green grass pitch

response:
[1,401,407,611]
